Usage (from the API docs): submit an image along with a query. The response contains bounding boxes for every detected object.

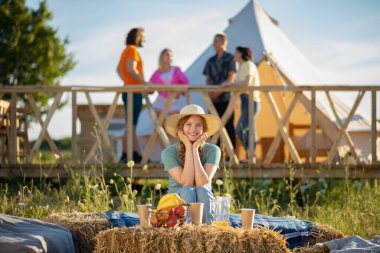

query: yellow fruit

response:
[159,193,180,204]
[157,193,186,210]
[157,199,181,210]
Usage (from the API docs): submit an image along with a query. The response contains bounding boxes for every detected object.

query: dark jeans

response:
[213,100,236,149]
[236,94,260,153]
[122,93,143,125]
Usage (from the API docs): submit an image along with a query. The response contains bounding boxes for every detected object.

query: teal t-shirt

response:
[161,142,221,193]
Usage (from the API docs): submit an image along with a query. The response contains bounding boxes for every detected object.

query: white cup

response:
[241,208,255,229]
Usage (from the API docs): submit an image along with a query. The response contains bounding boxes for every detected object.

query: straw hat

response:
[164,104,221,137]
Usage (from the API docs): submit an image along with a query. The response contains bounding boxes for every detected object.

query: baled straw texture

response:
[44,212,109,253]
[293,223,345,253]
[95,224,291,253]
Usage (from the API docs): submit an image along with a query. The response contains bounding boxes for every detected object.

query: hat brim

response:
[164,113,221,138]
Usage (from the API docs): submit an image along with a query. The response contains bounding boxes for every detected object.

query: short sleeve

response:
[203,59,210,76]
[205,144,221,167]
[228,56,237,72]
[125,47,139,61]
[248,62,256,76]
[161,146,181,172]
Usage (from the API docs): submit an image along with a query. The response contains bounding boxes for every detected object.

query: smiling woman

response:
[161,104,221,224]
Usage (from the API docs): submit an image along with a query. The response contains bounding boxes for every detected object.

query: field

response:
[1,154,379,239]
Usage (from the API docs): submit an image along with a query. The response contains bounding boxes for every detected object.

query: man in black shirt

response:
[203,33,236,149]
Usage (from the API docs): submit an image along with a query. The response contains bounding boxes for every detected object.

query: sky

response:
[26,0,380,140]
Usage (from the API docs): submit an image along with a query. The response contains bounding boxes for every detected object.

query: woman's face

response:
[162,52,172,65]
[234,50,242,62]
[182,115,204,142]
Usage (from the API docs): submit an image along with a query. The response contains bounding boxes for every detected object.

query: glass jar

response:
[211,196,232,227]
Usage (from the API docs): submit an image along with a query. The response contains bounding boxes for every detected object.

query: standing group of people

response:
[117,28,260,164]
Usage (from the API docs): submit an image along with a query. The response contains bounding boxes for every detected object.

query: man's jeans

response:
[176,186,214,224]
[237,94,260,153]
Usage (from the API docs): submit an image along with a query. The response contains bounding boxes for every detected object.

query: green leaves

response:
[0,0,75,114]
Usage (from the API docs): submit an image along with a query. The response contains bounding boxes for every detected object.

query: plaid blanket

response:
[105,211,312,250]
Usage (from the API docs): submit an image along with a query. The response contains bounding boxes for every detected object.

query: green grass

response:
[3,136,379,238]
[1,162,378,238]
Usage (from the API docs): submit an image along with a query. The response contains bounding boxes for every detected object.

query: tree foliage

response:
[0,0,75,112]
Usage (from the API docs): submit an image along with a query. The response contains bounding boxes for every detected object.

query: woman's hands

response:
[193,133,208,150]
[178,131,192,148]
[178,131,209,150]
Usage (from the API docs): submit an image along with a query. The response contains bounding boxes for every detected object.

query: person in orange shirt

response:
[117,27,147,163]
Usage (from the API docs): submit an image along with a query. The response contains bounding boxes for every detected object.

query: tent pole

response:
[311,90,316,164]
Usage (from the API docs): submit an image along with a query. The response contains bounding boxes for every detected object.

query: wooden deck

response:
[1,82,379,178]
[0,163,379,179]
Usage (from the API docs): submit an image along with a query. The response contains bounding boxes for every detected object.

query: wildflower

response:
[109,179,115,184]
[78,201,85,209]
[127,160,135,168]
[338,145,350,157]
[54,153,60,160]
[113,173,117,177]
[216,179,223,186]
[155,184,162,190]
[122,194,129,203]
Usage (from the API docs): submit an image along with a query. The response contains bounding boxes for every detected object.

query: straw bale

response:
[293,223,345,253]
[95,224,291,253]
[44,212,109,253]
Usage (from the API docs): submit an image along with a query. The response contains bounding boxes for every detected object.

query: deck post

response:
[372,91,378,164]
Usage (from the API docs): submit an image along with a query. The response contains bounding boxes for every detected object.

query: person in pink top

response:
[149,48,189,115]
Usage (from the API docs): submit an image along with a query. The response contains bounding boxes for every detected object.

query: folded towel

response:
[0,214,77,253]
[314,235,380,253]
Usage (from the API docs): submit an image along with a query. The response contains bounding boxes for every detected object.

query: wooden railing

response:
[0,85,379,167]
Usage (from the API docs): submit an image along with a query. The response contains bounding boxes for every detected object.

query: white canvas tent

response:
[136,0,379,163]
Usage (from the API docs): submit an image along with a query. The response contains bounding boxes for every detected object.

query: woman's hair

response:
[158,48,173,68]
[236,46,253,61]
[176,115,208,166]
[126,28,144,46]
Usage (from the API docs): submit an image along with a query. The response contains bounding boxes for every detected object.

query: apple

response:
[150,215,160,227]
[168,207,176,215]
[174,205,186,218]
[166,215,179,227]
[157,209,170,222]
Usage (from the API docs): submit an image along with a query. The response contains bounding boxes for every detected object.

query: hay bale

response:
[44,212,109,253]
[94,224,290,253]
[308,224,344,245]
[293,223,345,253]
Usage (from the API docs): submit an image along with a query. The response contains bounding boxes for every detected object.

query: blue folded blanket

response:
[105,210,312,250]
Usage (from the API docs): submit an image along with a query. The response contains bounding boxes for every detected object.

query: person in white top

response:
[223,46,261,163]
[149,48,189,115]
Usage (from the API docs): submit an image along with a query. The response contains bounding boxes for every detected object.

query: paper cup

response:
[137,204,150,227]
[241,208,255,229]
[189,203,204,225]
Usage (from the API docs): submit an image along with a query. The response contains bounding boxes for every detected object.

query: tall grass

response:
[1,133,379,238]
[214,161,379,238]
